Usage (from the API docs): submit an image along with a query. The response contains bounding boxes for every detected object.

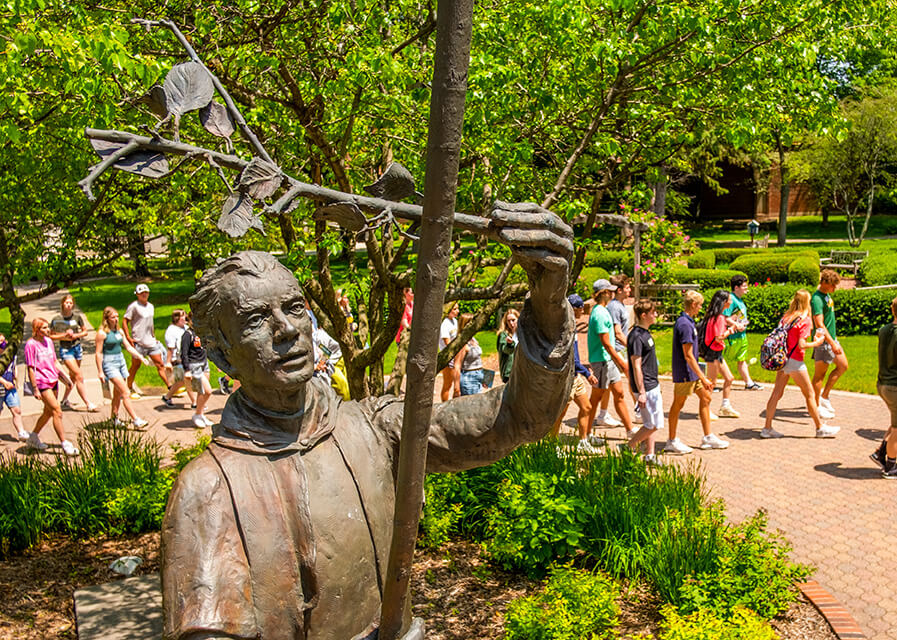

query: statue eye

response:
[246,314,265,329]
[289,300,306,315]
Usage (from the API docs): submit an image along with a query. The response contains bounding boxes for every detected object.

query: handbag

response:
[23,379,34,397]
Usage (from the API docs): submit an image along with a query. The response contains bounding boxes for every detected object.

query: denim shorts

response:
[59,344,83,361]
[0,386,20,409]
[102,353,129,380]
[187,361,210,392]
[459,369,484,395]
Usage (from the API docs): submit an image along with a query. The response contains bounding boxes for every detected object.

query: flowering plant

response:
[620,203,697,284]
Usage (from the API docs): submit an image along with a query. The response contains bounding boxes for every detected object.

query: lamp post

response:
[747,219,760,247]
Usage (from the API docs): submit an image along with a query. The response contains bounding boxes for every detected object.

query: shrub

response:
[740,284,804,334]
[729,252,817,283]
[787,256,820,286]
[710,247,762,265]
[419,473,464,549]
[104,471,176,535]
[658,606,777,640]
[859,253,897,286]
[505,564,619,640]
[585,249,632,275]
[0,456,45,557]
[572,266,611,300]
[171,434,212,471]
[670,268,747,292]
[686,250,716,270]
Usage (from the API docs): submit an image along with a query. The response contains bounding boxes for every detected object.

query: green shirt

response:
[879,323,897,387]
[587,304,614,363]
[723,293,747,341]
[810,289,836,340]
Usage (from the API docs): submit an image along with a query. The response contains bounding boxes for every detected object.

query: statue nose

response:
[272,309,299,340]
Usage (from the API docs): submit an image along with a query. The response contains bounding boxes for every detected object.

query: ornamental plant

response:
[621,203,697,284]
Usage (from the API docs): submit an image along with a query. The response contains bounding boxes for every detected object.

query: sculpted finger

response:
[512,246,570,271]
[498,227,574,258]
[489,207,573,241]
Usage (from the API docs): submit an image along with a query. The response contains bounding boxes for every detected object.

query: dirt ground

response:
[0,535,836,640]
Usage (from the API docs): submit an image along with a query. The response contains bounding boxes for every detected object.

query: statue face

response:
[217,269,316,394]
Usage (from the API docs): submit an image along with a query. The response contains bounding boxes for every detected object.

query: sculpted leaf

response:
[239,158,282,200]
[89,139,169,178]
[218,192,265,238]
[137,85,168,119]
[163,61,215,116]
[313,202,368,232]
[363,162,418,201]
[199,100,235,138]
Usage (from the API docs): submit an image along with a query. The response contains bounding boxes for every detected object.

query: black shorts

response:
[705,349,723,363]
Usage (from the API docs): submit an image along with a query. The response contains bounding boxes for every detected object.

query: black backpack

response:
[696,315,713,360]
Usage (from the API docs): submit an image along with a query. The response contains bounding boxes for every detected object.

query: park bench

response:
[820,250,868,277]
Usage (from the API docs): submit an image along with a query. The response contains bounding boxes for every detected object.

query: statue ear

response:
[207,345,236,379]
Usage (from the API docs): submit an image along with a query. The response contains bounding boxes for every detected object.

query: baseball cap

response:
[567,294,584,309]
[592,278,617,293]
[135,284,150,294]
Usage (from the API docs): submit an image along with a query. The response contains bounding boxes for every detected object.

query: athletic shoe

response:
[709,411,719,421]
[718,405,740,418]
[588,433,605,447]
[883,458,897,479]
[760,427,784,439]
[60,398,73,410]
[870,441,888,470]
[201,415,214,427]
[86,403,99,412]
[191,403,197,409]
[745,382,764,391]
[16,429,30,442]
[26,433,47,451]
[815,424,840,438]
[595,413,622,428]
[173,388,187,398]
[664,438,693,454]
[113,417,126,428]
[131,383,143,395]
[817,406,835,420]
[643,453,663,466]
[577,439,599,455]
[632,408,643,424]
[61,440,79,457]
[132,417,149,430]
[820,397,835,412]
[700,433,730,449]
[129,391,142,400]
[192,414,206,429]
[218,376,231,395]
[625,429,637,439]
[161,396,175,408]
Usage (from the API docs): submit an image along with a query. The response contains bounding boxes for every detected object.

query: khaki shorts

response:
[568,374,590,401]
[879,384,897,429]
[673,380,700,397]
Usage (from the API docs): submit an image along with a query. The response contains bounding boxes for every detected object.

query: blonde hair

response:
[497,308,520,335]
[891,296,897,319]
[783,289,811,322]
[31,317,49,336]
[683,290,704,309]
[458,313,474,331]
[60,293,74,313]
[101,307,119,333]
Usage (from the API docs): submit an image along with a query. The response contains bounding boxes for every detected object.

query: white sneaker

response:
[718,405,740,419]
[815,424,840,438]
[643,453,663,466]
[61,440,79,457]
[192,414,206,429]
[760,427,784,439]
[664,438,693,454]
[632,409,643,424]
[820,397,834,412]
[577,439,599,455]
[26,433,47,451]
[709,411,719,421]
[132,417,149,430]
[113,417,126,428]
[201,415,214,427]
[700,433,730,449]
[588,433,606,447]
[16,429,30,442]
[595,413,623,428]
[818,406,835,420]
[86,403,99,412]
[60,398,73,410]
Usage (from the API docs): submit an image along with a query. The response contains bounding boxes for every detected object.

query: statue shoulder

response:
[167,448,227,508]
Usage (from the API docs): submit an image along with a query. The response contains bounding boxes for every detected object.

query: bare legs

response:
[34,386,67,443]
[127,352,171,392]
[109,376,142,422]
[765,369,823,432]
[550,393,592,440]
[668,386,712,442]
[813,352,849,405]
[60,358,95,409]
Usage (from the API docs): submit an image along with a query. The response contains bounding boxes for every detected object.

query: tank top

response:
[103,330,124,356]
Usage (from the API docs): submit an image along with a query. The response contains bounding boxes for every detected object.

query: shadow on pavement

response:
[855,427,886,442]
[814,462,882,480]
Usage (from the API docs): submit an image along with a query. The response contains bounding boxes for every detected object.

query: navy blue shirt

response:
[573,338,590,378]
[672,312,699,383]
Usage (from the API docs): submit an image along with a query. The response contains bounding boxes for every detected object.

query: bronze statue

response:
[161,209,574,640]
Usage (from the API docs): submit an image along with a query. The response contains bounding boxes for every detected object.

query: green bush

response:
[670,268,747,292]
[585,249,633,275]
[659,606,777,640]
[572,267,611,301]
[104,471,176,535]
[729,252,817,283]
[419,473,464,549]
[505,564,619,640]
[686,250,716,270]
[859,253,897,286]
[0,456,45,557]
[710,247,761,265]
[787,256,821,286]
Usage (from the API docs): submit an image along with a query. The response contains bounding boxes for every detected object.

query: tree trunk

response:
[651,167,667,216]
[776,136,789,248]
[128,230,150,277]
[859,184,874,246]
[190,250,206,278]
[386,329,410,395]
[570,189,604,287]
[277,212,296,250]
[0,228,25,373]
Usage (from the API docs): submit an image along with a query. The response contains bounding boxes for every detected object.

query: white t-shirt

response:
[439,317,458,351]
[164,324,186,363]
[124,300,157,348]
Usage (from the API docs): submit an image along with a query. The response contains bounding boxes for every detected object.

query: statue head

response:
[190,251,316,398]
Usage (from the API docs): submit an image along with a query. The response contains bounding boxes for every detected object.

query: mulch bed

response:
[0,535,837,639]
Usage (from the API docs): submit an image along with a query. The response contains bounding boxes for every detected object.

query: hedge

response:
[571,267,611,301]
[584,249,633,275]
[859,253,897,287]
[670,267,748,292]
[729,252,818,284]
[786,256,820,286]
[686,250,716,270]
[710,247,822,266]
[741,284,896,335]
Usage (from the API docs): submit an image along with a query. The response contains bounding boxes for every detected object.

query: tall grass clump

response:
[0,455,46,557]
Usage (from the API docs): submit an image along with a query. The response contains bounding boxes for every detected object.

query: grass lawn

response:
[650,330,878,395]
[687,214,897,244]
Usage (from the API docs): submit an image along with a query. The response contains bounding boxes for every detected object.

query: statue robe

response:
[161,301,574,640]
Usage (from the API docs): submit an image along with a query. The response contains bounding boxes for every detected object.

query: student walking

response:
[439,303,460,402]
[456,314,485,396]
[49,294,98,411]
[496,308,519,384]
[702,289,740,418]
[811,270,848,419]
[665,291,730,454]
[95,307,150,429]
[24,318,78,455]
[762,290,840,439]
[0,334,29,441]
[870,297,897,477]
[181,313,213,429]
[595,274,631,427]
[123,284,170,398]
[624,300,663,464]
[161,309,195,408]
[723,275,763,390]
[586,279,634,439]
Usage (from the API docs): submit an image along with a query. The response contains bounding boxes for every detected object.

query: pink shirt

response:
[24,336,59,390]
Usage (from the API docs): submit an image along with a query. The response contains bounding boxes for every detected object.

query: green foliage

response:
[658,606,777,640]
[171,434,212,472]
[0,456,44,556]
[104,471,176,535]
[504,564,619,640]
[787,256,821,286]
[585,250,632,275]
[729,252,818,284]
[677,512,811,619]
[419,473,464,549]
[687,250,716,270]
[670,268,747,292]
[739,284,804,334]
[572,267,611,300]
[859,252,897,286]
[625,205,697,284]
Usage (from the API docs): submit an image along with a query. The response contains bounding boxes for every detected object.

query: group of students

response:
[549,269,865,466]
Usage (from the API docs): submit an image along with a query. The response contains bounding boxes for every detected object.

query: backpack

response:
[760,317,800,371]
[696,315,713,360]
